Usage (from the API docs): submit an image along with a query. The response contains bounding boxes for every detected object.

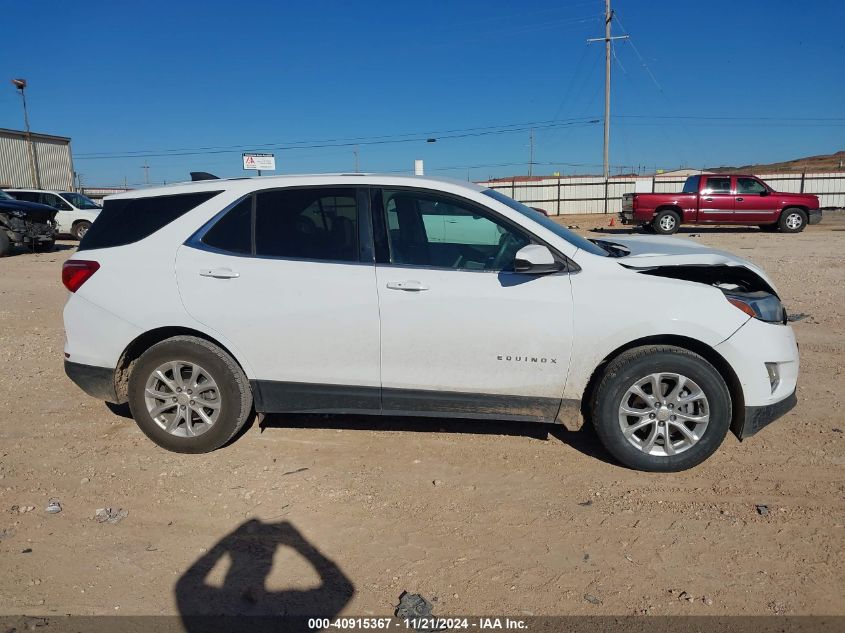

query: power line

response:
[74,119,601,160]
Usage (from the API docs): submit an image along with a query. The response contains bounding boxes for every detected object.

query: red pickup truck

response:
[621,174,822,235]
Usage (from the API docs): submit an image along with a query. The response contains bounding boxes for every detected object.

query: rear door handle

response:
[386,280,428,291]
[199,268,240,279]
[735,197,744,202]
[704,197,714,202]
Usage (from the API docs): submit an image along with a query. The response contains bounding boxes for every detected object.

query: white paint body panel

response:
[174,246,381,387]
[54,208,99,235]
[376,266,573,397]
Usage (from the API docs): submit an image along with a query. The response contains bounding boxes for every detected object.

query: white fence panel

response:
[481,171,845,215]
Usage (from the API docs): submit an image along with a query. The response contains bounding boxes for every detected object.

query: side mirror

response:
[513,244,562,274]
[759,189,769,196]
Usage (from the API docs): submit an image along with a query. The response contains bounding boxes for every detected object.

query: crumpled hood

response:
[0,198,58,223]
[596,234,779,294]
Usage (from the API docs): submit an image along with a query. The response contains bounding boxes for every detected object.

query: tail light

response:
[62,260,100,292]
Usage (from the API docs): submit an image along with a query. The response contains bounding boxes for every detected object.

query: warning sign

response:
[242,152,276,171]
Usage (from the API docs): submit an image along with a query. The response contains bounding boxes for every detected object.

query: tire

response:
[127,336,252,453]
[778,208,807,233]
[652,210,680,235]
[71,220,91,240]
[0,230,10,257]
[591,345,732,472]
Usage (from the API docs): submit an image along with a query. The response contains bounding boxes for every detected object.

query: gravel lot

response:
[0,213,843,618]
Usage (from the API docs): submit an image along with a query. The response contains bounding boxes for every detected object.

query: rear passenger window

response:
[78,191,222,251]
[254,188,358,261]
[703,177,731,194]
[202,197,252,254]
[10,191,39,203]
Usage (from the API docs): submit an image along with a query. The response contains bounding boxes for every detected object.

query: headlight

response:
[722,290,785,323]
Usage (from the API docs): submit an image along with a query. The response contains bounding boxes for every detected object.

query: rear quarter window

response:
[682,176,700,193]
[78,191,222,251]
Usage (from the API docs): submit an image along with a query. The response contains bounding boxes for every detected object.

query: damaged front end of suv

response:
[591,234,798,442]
[0,190,58,256]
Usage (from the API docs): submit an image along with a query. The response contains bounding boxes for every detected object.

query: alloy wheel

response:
[618,372,710,457]
[144,361,221,437]
[785,212,803,230]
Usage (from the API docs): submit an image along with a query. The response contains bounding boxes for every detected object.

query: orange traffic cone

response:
[609,216,615,227]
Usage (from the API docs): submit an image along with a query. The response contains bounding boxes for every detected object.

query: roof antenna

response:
[190,171,219,181]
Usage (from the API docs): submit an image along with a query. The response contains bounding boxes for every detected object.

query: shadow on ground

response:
[105,400,617,466]
[175,519,354,631]
[258,411,618,466]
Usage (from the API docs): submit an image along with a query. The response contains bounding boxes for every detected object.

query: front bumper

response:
[736,388,797,439]
[65,360,118,403]
[714,316,799,440]
[807,209,822,225]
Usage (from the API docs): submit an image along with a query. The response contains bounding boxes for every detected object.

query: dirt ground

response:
[0,212,843,619]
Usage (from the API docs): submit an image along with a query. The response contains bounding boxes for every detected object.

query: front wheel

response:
[779,208,807,233]
[591,345,731,472]
[71,220,91,240]
[127,336,252,453]
[652,210,680,235]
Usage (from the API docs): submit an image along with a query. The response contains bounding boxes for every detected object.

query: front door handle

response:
[199,268,240,279]
[386,280,429,292]
[735,197,744,202]
[704,197,714,202]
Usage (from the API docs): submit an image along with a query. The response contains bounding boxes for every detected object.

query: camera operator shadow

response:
[175,518,354,631]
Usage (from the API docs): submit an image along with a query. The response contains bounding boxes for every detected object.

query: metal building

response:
[0,127,75,191]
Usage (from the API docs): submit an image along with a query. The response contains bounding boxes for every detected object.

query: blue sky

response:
[2,0,843,186]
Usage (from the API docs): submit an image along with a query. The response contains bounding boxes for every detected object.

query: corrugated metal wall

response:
[482,172,845,215]
[0,129,74,190]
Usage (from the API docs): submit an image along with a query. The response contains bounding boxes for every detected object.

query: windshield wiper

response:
[590,239,630,258]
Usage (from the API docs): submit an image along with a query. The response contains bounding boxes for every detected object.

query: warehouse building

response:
[0,127,75,191]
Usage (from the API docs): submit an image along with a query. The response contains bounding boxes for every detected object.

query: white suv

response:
[7,189,101,239]
[61,175,799,471]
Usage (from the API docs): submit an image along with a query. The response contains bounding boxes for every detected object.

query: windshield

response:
[0,190,14,201]
[482,189,607,257]
[61,192,101,210]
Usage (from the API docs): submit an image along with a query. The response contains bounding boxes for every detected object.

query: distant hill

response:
[709,151,845,173]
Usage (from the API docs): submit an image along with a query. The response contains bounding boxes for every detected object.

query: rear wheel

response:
[71,220,91,240]
[127,336,252,453]
[0,231,10,257]
[591,345,731,472]
[652,210,680,235]
[778,208,806,233]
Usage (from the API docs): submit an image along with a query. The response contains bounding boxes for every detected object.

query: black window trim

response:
[185,185,374,266]
[368,185,577,274]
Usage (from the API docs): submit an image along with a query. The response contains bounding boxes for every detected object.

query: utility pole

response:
[353,145,360,173]
[588,0,628,212]
[142,161,150,185]
[528,128,535,177]
[11,78,41,188]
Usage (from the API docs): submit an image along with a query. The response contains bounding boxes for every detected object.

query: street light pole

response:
[11,78,41,188]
